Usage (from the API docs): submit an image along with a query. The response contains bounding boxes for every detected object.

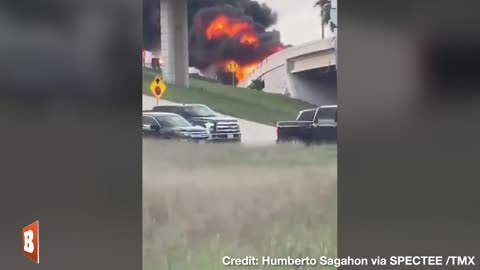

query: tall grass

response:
[143,142,337,270]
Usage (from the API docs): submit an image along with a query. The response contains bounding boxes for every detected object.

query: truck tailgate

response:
[276,122,312,142]
[276,121,313,128]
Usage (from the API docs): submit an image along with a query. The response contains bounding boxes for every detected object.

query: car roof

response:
[319,105,337,108]
[142,112,181,117]
[299,108,317,113]
[299,105,337,113]
[154,104,206,107]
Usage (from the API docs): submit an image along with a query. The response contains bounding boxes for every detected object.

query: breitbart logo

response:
[22,221,39,264]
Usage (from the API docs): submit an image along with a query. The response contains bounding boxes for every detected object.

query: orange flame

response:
[224,61,260,83]
[224,46,285,84]
[206,15,258,47]
[236,62,259,82]
[205,15,286,84]
[240,32,258,46]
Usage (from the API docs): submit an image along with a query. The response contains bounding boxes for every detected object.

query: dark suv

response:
[148,104,241,142]
[142,112,210,143]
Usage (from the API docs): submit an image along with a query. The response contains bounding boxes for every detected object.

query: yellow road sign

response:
[226,61,239,73]
[149,76,167,99]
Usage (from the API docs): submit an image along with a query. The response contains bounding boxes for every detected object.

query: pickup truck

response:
[147,104,241,142]
[276,105,337,144]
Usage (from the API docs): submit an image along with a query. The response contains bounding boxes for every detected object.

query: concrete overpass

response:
[159,0,337,105]
[238,39,337,106]
[160,0,189,87]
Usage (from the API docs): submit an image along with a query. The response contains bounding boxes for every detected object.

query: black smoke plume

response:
[189,4,282,68]
[187,0,278,29]
[143,0,161,51]
[143,0,283,83]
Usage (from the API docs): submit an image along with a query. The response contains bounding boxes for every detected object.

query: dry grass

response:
[143,142,337,270]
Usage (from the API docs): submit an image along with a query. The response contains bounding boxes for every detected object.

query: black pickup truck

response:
[148,104,241,142]
[276,105,337,144]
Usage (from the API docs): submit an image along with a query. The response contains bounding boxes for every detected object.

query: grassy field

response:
[143,142,337,270]
[143,70,315,126]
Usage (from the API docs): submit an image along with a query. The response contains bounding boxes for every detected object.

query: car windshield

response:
[317,107,337,120]
[153,114,192,127]
[184,105,217,117]
[297,110,316,121]
[316,107,337,123]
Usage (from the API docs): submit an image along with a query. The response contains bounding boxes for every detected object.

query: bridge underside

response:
[289,49,336,74]
[240,40,337,106]
[286,66,337,106]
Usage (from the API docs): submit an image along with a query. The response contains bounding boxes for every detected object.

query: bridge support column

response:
[160,0,189,87]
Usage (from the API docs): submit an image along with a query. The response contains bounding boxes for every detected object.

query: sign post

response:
[226,61,239,86]
[149,76,167,105]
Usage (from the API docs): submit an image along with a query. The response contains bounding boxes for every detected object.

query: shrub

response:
[248,78,265,91]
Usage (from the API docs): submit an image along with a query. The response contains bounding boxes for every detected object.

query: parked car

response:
[147,104,241,142]
[142,112,210,143]
[276,105,337,144]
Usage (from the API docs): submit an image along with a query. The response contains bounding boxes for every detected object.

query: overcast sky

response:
[256,0,332,46]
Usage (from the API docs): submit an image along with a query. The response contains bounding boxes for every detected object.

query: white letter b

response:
[23,230,34,253]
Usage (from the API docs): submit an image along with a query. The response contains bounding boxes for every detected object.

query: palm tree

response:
[314,0,336,38]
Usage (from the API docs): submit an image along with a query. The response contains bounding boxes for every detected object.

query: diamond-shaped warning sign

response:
[226,61,239,73]
[149,76,167,99]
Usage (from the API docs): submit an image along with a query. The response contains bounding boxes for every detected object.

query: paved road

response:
[143,95,276,145]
